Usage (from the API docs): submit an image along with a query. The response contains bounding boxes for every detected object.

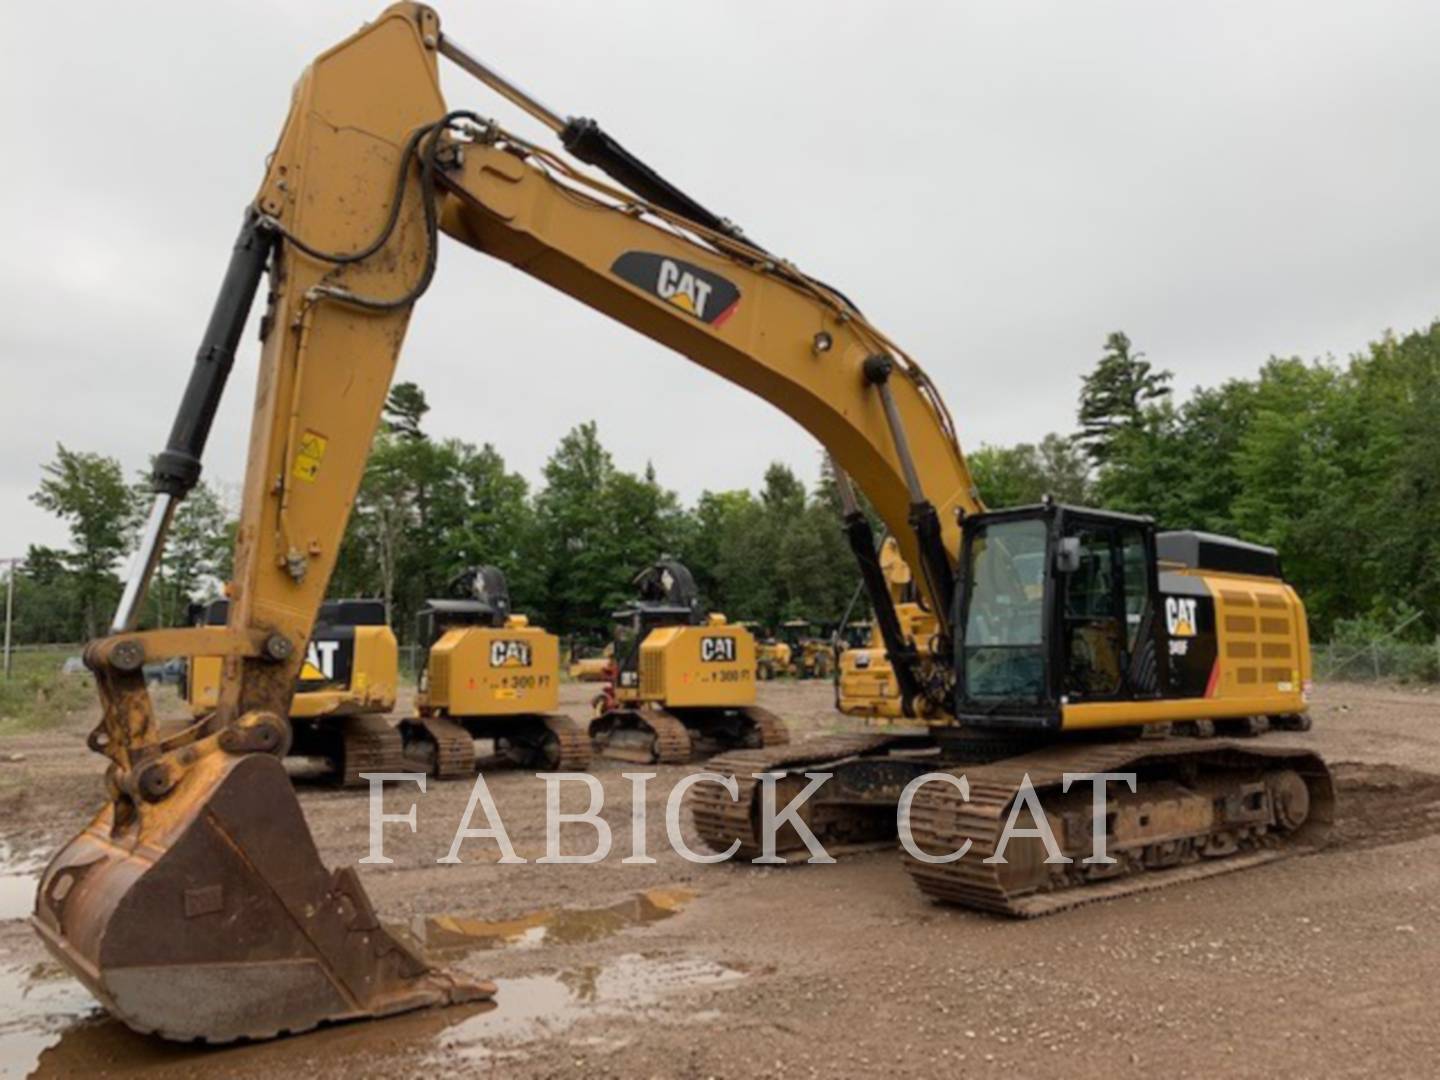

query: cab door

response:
[1058,517,1162,703]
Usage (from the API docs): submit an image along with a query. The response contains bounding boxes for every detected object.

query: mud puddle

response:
[437,953,745,1060]
[0,845,43,922]
[416,886,696,953]
[0,962,99,1078]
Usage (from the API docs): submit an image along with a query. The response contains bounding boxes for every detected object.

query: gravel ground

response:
[1,679,1438,1078]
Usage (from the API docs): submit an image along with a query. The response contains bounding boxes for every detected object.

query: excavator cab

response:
[955,503,1164,727]
[611,559,703,692]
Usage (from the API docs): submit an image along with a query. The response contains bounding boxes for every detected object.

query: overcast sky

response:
[2,1,1437,562]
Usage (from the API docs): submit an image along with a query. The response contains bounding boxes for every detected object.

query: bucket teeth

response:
[33,751,491,1042]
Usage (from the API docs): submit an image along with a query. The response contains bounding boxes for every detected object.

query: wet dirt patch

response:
[0,961,100,1078]
[416,887,696,954]
[1327,762,1440,851]
[437,953,745,1060]
[0,845,43,922]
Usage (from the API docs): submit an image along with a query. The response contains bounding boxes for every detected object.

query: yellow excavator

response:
[777,618,836,679]
[185,597,401,783]
[740,623,790,681]
[566,641,613,682]
[588,560,788,763]
[835,536,939,719]
[398,566,590,775]
[35,3,1332,1043]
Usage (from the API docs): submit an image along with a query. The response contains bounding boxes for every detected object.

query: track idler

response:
[33,750,491,1042]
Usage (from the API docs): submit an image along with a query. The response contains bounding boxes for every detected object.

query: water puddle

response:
[439,953,745,1060]
[0,962,101,1078]
[0,886,713,1075]
[0,844,43,922]
[416,886,696,954]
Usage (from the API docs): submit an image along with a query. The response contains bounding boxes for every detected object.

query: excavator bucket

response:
[33,749,491,1042]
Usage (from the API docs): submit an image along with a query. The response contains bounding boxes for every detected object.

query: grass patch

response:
[0,647,94,737]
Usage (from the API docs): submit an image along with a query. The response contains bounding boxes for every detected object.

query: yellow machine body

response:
[567,643,613,682]
[1061,563,1311,730]
[617,623,756,710]
[420,621,559,717]
[188,624,397,719]
[838,603,938,720]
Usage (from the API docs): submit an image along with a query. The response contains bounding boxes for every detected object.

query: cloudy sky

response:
[2,1,1437,561]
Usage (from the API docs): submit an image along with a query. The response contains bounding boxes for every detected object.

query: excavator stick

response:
[34,6,493,1041]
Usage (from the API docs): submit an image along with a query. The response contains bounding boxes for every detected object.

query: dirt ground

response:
[2,679,1439,1078]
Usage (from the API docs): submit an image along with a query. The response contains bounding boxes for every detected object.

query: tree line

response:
[969,323,1440,644]
[11,316,1438,650]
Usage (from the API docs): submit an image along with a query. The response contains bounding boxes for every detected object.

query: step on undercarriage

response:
[399,714,592,776]
[590,705,790,765]
[688,733,1334,915]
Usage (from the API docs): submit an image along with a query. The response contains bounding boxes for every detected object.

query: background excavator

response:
[740,622,791,681]
[186,597,401,783]
[588,559,789,762]
[835,537,938,720]
[399,566,590,775]
[34,3,1333,1044]
[776,618,836,679]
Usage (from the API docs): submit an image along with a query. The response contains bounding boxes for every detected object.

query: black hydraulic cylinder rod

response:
[862,354,957,638]
[560,118,761,249]
[841,510,925,717]
[151,209,275,498]
[908,501,957,639]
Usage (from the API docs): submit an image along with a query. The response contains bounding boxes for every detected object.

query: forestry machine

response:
[35,3,1333,1044]
[588,559,789,763]
[399,566,590,776]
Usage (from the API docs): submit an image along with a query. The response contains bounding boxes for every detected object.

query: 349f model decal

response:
[611,252,740,326]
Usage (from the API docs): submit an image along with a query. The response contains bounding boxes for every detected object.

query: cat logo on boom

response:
[700,636,737,663]
[490,640,532,668]
[610,252,741,326]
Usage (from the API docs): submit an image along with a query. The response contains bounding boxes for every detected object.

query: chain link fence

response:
[1312,609,1440,683]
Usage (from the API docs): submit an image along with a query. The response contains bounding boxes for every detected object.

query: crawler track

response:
[590,708,693,764]
[534,714,593,771]
[335,715,407,786]
[689,732,908,859]
[903,739,1334,917]
[741,705,791,748]
[400,715,477,778]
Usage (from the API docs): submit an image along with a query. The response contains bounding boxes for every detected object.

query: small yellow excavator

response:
[588,560,789,763]
[566,641,613,682]
[777,618,835,679]
[398,567,590,776]
[36,3,1331,1044]
[185,597,401,783]
[836,537,938,720]
[740,622,790,680]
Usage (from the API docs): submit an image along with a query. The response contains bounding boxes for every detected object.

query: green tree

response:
[30,445,134,638]
[383,381,430,440]
[969,433,1091,507]
[1078,332,1172,464]
[139,481,230,628]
